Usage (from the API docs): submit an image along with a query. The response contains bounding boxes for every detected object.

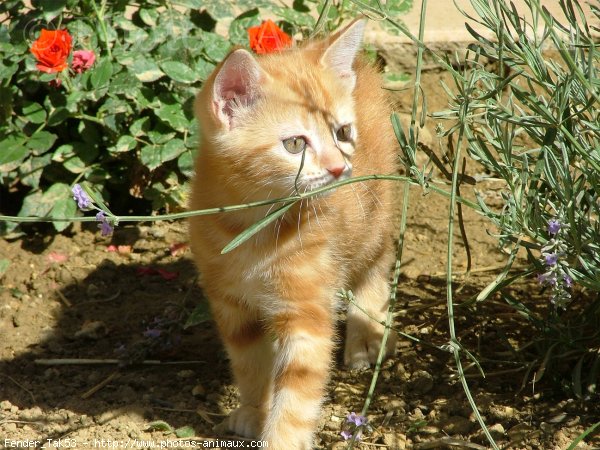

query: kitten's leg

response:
[262,299,334,450]
[344,258,397,369]
[211,296,273,438]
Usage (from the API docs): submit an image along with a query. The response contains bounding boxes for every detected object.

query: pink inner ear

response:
[213,50,262,127]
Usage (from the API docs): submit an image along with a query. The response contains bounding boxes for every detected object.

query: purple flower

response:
[545,253,558,266]
[143,328,162,338]
[347,412,367,427]
[547,219,561,236]
[72,184,91,209]
[341,430,352,441]
[99,219,114,236]
[563,274,573,288]
[94,210,114,236]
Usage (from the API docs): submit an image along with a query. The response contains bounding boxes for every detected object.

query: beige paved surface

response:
[374,0,599,43]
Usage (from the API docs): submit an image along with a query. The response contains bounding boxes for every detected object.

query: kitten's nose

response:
[327,166,345,179]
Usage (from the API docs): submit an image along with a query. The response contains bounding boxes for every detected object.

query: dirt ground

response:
[1,63,599,450]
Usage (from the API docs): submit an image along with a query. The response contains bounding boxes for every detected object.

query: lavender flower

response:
[544,253,558,266]
[143,328,162,338]
[340,430,352,441]
[548,219,561,236]
[95,210,114,236]
[347,412,367,427]
[72,184,91,209]
[538,217,573,308]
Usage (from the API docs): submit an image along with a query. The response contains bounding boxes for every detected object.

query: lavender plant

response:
[434,0,599,300]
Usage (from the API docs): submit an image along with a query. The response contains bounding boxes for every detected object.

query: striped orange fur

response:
[189,19,398,449]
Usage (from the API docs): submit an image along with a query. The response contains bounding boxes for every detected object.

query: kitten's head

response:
[195,19,366,200]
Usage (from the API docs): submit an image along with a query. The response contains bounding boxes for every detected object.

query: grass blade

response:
[221,202,295,254]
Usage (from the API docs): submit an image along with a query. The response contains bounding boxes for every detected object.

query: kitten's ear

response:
[212,49,264,128]
[320,18,366,90]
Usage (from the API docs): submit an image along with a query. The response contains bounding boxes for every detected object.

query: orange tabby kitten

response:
[189,19,398,449]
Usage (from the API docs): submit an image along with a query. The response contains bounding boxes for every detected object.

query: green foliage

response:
[433,0,599,295]
[0,0,328,234]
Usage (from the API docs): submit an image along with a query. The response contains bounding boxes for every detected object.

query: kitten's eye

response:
[282,136,307,154]
[336,124,353,142]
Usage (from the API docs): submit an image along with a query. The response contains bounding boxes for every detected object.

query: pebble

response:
[192,384,206,397]
[383,432,407,449]
[439,415,474,435]
[177,369,195,379]
[5,422,17,432]
[0,400,13,410]
[408,370,434,394]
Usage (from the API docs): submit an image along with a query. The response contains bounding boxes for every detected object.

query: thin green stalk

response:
[446,86,499,450]
[311,0,331,37]
[0,174,488,225]
[91,0,112,59]
[347,2,426,448]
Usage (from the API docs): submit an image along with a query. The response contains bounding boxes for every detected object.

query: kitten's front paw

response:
[344,315,397,370]
[214,406,264,438]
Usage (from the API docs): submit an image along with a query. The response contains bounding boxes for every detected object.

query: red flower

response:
[71,49,96,73]
[247,20,292,54]
[30,29,72,73]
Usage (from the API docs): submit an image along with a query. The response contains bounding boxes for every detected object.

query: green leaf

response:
[22,101,47,124]
[91,58,113,88]
[174,426,196,439]
[27,131,57,155]
[203,0,234,19]
[177,151,194,178]
[184,301,211,329]
[155,103,191,132]
[141,139,186,170]
[145,421,173,432]
[139,8,159,27]
[110,135,137,153]
[47,107,69,126]
[201,32,230,62]
[131,58,164,83]
[384,72,411,84]
[20,154,52,188]
[41,0,67,22]
[194,59,216,81]
[222,202,295,254]
[0,259,9,277]
[60,142,99,173]
[130,117,150,136]
[0,135,28,165]
[50,184,77,232]
[159,61,198,84]
[229,9,260,46]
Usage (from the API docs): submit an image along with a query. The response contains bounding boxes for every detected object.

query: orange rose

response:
[247,20,292,54]
[30,29,72,73]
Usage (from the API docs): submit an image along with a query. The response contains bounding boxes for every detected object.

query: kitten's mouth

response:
[303,170,352,194]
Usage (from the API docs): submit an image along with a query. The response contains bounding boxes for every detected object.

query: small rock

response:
[384,399,406,414]
[507,423,534,441]
[408,370,434,394]
[0,400,13,411]
[74,320,108,340]
[177,369,195,379]
[19,406,43,421]
[490,404,516,420]
[383,432,407,449]
[5,422,17,432]
[439,416,474,435]
[192,384,206,398]
[489,423,505,439]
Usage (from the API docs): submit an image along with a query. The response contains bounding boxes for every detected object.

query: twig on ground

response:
[81,370,119,399]
[0,373,36,403]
